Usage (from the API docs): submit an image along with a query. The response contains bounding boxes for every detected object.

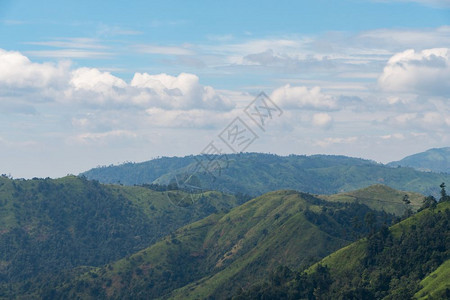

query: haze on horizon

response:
[0,0,450,178]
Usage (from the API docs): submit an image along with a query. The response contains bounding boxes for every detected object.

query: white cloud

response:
[186,27,450,83]
[378,48,450,96]
[0,49,68,89]
[64,67,130,106]
[69,130,138,145]
[380,133,405,140]
[71,67,127,91]
[270,84,337,110]
[312,113,333,129]
[131,72,234,110]
[385,111,450,132]
[315,136,358,147]
[0,49,233,111]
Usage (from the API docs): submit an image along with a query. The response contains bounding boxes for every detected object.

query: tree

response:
[365,212,376,233]
[419,196,437,211]
[440,182,450,202]
[402,195,410,205]
[402,194,413,218]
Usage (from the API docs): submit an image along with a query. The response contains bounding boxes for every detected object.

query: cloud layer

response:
[0,49,232,111]
[1,38,450,178]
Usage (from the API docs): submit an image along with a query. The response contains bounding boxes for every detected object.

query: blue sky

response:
[0,0,450,178]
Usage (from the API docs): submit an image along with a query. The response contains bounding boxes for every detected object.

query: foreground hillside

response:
[46,189,398,299]
[82,153,450,196]
[0,175,239,286]
[388,147,450,173]
[237,201,450,299]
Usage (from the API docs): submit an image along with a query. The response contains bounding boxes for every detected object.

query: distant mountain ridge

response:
[82,153,450,196]
[388,147,450,173]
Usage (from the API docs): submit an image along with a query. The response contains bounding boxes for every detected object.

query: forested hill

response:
[0,175,239,285]
[39,189,399,299]
[81,153,450,196]
[236,200,450,299]
[1,179,442,299]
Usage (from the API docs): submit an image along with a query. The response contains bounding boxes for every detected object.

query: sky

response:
[0,0,450,178]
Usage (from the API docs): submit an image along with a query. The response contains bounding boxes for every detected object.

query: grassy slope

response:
[54,186,407,299]
[305,201,450,299]
[321,184,424,215]
[167,192,346,300]
[313,201,450,274]
[415,259,450,299]
[56,191,345,299]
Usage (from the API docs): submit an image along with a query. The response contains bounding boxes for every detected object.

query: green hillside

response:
[322,184,424,215]
[236,200,450,299]
[47,189,399,299]
[388,147,450,173]
[415,259,450,299]
[81,153,450,196]
[0,175,238,286]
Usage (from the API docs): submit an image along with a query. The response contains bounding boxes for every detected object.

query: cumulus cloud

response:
[131,72,233,110]
[378,48,450,96]
[65,67,130,106]
[270,84,337,110]
[0,49,233,111]
[71,67,127,91]
[0,49,68,89]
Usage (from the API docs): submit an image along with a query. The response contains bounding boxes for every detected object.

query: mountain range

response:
[1,149,449,299]
[82,153,450,197]
[0,180,433,299]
